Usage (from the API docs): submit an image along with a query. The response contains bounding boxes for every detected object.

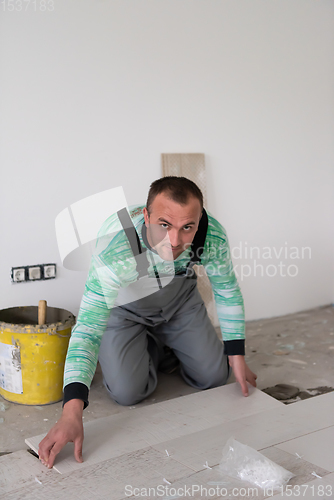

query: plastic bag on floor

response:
[219,437,294,491]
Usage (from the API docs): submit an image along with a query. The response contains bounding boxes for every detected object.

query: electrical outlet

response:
[28,266,42,280]
[43,264,56,279]
[12,263,57,283]
[12,268,26,282]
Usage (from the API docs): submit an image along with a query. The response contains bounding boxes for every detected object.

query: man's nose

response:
[168,230,180,248]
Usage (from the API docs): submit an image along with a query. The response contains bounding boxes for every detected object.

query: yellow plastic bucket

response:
[0,306,75,405]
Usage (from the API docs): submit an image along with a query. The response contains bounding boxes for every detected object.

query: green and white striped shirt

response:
[63,206,245,394]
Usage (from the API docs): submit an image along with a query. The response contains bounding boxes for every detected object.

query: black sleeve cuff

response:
[63,382,89,410]
[223,339,245,356]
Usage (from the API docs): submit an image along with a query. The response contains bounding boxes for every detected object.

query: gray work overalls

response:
[98,208,230,406]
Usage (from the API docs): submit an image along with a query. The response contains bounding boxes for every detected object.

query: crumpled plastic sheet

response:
[219,437,294,491]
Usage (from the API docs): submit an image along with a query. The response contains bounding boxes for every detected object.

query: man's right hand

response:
[38,399,84,469]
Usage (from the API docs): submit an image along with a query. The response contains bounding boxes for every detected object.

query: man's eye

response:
[161,223,169,229]
[184,226,191,231]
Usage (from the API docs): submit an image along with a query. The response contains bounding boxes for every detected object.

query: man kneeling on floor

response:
[39,176,257,468]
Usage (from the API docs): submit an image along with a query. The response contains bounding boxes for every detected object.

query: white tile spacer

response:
[163,478,171,485]
[203,460,212,470]
[165,449,170,456]
[312,472,322,479]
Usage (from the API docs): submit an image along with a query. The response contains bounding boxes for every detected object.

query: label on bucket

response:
[0,343,23,394]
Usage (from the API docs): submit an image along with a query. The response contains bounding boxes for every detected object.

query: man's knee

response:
[109,386,144,406]
[182,357,230,390]
[103,378,146,406]
[103,366,158,406]
[196,370,229,390]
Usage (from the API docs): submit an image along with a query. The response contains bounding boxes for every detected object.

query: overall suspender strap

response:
[189,208,208,264]
[117,206,208,279]
[117,208,149,278]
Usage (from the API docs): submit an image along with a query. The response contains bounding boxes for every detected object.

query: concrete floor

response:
[1,304,333,455]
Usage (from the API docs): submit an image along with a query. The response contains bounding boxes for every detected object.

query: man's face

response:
[143,192,202,261]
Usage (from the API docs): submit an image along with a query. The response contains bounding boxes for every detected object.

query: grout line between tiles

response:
[257,424,334,451]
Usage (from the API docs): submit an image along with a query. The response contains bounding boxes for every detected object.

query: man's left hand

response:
[228,355,257,397]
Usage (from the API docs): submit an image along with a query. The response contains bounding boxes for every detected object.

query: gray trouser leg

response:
[99,280,230,406]
[98,308,161,406]
[152,286,230,390]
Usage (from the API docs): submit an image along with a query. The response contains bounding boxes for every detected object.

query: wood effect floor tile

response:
[25,384,280,474]
[276,426,334,473]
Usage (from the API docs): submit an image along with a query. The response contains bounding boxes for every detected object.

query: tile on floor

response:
[271,477,334,500]
[25,384,281,474]
[153,419,250,472]
[0,450,56,495]
[260,446,330,487]
[276,426,334,473]
[283,391,334,428]
[226,393,334,451]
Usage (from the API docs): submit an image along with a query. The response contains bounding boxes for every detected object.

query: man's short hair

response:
[146,176,203,214]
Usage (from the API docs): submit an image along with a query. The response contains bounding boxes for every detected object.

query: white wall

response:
[1,0,333,321]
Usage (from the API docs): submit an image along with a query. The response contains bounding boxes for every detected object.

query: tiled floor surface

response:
[0,386,333,499]
[1,305,333,499]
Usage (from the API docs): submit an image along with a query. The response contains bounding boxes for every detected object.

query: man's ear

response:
[143,207,150,227]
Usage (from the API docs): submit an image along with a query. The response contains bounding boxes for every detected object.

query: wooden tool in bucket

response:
[38,300,47,325]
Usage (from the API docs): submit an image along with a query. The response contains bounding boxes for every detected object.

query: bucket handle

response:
[47,327,71,337]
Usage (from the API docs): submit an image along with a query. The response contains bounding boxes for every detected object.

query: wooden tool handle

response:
[38,300,47,325]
